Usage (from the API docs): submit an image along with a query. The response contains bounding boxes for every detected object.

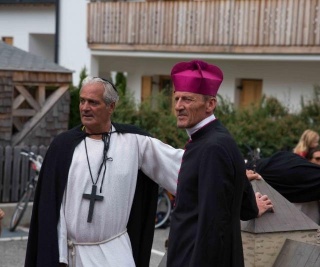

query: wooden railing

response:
[87,0,320,54]
[0,145,47,203]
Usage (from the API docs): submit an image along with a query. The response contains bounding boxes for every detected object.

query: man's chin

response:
[177,121,187,129]
[81,117,93,123]
[81,120,94,129]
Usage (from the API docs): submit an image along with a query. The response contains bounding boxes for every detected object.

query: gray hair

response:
[81,76,119,105]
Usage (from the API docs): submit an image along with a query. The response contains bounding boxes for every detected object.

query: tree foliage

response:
[68,67,87,129]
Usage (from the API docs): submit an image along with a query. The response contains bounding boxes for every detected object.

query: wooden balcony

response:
[87,0,320,54]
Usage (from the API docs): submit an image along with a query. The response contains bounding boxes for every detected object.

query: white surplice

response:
[58,128,183,266]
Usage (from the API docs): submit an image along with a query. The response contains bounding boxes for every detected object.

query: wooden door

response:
[141,76,152,102]
[240,79,262,108]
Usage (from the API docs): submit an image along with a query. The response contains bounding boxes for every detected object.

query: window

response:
[2,37,13,45]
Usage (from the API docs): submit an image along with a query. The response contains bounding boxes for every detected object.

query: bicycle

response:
[9,149,43,232]
[155,187,174,229]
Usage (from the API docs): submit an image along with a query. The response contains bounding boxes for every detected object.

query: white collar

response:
[186,114,216,139]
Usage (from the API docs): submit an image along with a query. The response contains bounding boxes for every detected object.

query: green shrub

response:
[69,72,320,158]
[113,90,188,149]
[218,91,320,157]
[68,67,87,129]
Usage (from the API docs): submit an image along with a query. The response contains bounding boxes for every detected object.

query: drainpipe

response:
[54,0,60,63]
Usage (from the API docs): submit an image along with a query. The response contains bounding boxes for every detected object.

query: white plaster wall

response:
[222,60,319,112]
[0,5,55,52]
[96,56,320,112]
[59,0,91,84]
[29,34,55,62]
[96,56,182,104]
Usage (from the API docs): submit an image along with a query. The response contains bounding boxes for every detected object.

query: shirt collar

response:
[186,114,216,139]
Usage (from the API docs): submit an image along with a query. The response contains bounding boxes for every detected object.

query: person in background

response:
[293,129,319,158]
[0,208,4,236]
[306,145,320,165]
[247,149,320,224]
[166,60,273,267]
[297,145,320,224]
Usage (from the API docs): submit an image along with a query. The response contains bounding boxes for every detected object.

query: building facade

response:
[1,0,320,112]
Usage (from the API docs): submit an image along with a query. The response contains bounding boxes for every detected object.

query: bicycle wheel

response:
[9,186,33,232]
[155,190,172,229]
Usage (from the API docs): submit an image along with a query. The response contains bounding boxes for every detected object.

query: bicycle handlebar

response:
[20,150,43,172]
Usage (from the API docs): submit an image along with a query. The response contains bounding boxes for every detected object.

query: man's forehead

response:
[174,91,201,98]
[80,89,103,101]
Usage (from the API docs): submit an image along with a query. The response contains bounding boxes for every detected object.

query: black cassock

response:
[247,151,320,203]
[167,120,258,267]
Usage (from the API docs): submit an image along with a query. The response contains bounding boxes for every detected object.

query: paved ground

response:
[0,227,29,267]
[0,226,170,267]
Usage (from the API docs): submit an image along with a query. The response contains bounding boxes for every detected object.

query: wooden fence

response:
[88,0,320,53]
[0,145,48,203]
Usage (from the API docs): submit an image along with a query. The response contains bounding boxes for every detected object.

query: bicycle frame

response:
[155,187,173,229]
[9,150,43,232]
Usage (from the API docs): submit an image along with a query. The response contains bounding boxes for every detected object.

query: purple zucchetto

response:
[171,60,223,96]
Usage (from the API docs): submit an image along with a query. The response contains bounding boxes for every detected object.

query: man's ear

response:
[108,102,116,113]
[206,97,217,113]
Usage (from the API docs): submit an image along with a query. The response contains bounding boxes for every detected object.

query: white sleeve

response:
[57,192,68,264]
[138,135,184,195]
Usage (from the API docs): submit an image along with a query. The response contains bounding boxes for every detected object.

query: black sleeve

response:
[240,178,258,220]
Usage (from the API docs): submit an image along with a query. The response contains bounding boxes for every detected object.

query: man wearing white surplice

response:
[58,128,182,266]
[25,76,183,267]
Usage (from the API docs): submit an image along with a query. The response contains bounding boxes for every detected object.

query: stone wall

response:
[242,230,320,267]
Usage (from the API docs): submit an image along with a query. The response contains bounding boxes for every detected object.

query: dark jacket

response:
[25,124,158,267]
[167,120,258,267]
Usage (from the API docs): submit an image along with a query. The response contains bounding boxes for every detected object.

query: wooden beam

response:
[13,109,36,117]
[12,118,23,132]
[37,85,46,107]
[15,85,41,111]
[14,82,70,87]
[12,94,25,109]
[12,72,72,84]
[89,43,320,54]
[12,84,70,146]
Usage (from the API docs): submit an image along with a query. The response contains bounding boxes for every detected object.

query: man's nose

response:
[81,101,89,110]
[174,99,183,110]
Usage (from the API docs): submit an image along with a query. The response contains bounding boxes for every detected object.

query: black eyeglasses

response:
[312,157,320,161]
[93,77,118,92]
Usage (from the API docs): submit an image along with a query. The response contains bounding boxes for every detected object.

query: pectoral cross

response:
[83,185,104,223]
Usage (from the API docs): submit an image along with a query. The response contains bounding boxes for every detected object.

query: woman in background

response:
[293,129,319,158]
